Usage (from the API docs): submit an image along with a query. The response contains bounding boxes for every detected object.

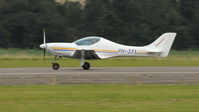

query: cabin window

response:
[74,37,101,46]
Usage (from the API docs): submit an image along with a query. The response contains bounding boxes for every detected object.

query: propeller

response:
[43,47,46,60]
[43,28,46,60]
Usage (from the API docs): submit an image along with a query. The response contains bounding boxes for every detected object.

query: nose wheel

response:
[82,62,90,70]
[52,63,60,70]
[52,56,61,70]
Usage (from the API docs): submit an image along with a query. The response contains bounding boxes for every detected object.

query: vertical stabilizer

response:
[147,33,177,57]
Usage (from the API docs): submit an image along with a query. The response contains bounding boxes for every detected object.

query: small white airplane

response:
[40,29,176,70]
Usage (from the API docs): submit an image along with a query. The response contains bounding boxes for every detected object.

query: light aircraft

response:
[39,29,176,70]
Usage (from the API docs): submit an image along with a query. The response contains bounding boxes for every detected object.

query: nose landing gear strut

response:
[52,55,61,70]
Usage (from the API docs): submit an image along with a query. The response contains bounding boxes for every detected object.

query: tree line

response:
[0,0,198,50]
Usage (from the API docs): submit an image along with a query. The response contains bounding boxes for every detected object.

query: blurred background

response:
[0,0,198,50]
[0,1,199,111]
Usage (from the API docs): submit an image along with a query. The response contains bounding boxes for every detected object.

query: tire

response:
[52,63,60,70]
[82,62,90,70]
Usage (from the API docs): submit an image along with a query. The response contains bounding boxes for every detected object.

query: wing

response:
[72,50,100,60]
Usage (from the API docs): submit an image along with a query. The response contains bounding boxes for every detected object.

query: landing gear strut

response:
[82,62,90,70]
[52,55,61,70]
[80,50,91,70]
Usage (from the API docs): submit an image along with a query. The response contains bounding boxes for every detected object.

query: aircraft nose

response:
[39,44,46,49]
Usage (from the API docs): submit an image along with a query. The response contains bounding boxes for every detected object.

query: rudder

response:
[147,33,177,57]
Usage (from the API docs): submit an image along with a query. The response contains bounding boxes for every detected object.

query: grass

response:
[0,48,199,68]
[0,84,199,112]
[1,57,199,68]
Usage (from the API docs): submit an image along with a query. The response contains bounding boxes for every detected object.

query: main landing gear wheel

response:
[52,63,60,70]
[82,62,90,70]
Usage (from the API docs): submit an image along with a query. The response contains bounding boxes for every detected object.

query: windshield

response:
[73,36,101,46]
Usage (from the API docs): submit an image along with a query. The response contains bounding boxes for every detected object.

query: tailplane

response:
[146,33,177,57]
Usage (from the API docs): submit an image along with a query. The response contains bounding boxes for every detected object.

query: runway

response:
[0,67,199,85]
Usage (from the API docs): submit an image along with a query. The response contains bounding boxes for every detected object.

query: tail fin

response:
[147,33,177,57]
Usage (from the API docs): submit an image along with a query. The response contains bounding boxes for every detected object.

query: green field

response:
[0,84,199,112]
[0,49,199,67]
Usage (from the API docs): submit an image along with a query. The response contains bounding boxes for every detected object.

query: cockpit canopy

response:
[73,36,101,46]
